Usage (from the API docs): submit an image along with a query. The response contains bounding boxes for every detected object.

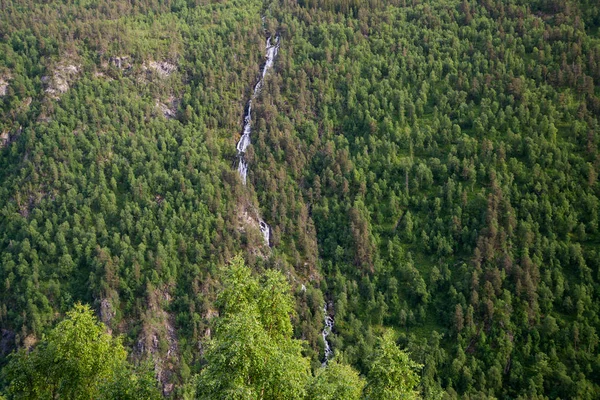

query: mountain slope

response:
[1,0,599,398]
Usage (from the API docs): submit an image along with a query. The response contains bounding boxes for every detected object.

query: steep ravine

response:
[234,22,335,366]
[235,32,279,246]
[322,302,334,365]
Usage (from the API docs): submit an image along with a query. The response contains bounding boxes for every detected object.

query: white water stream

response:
[235,32,279,246]
[322,302,334,365]
[235,22,334,364]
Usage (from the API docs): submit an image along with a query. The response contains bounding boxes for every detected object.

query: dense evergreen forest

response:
[0,0,599,398]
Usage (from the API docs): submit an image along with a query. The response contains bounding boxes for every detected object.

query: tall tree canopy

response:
[363,333,422,400]
[196,256,311,399]
[3,304,160,399]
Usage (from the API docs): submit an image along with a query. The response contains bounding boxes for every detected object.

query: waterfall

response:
[236,19,335,367]
[235,27,280,246]
[322,302,334,366]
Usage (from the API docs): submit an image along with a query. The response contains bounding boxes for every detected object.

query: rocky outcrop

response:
[0,130,9,148]
[0,75,10,96]
[145,61,177,77]
[0,125,22,149]
[155,96,179,119]
[137,285,179,397]
[109,55,132,70]
[42,63,80,98]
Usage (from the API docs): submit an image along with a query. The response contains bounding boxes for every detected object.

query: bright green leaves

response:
[216,255,260,317]
[197,256,311,400]
[3,303,160,400]
[197,257,420,400]
[363,333,423,400]
[307,359,365,400]
[216,257,295,338]
[257,269,297,338]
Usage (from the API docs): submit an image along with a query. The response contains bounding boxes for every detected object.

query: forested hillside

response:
[1,0,599,398]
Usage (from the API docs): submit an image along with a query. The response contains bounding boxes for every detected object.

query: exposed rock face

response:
[146,61,177,77]
[0,76,9,96]
[156,96,179,119]
[109,55,132,70]
[137,286,179,397]
[0,126,21,149]
[0,130,9,148]
[23,334,38,350]
[99,298,115,327]
[43,63,80,98]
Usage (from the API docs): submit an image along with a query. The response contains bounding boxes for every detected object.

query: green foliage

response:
[98,361,162,400]
[255,0,600,397]
[363,333,422,400]
[0,0,599,397]
[3,303,160,399]
[306,359,365,400]
[196,257,367,399]
[196,256,311,399]
[0,0,280,393]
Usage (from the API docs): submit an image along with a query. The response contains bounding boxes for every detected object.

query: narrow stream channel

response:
[235,31,279,246]
[234,21,334,364]
[322,302,334,365]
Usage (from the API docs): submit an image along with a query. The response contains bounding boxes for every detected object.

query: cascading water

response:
[322,302,334,366]
[235,19,335,366]
[235,28,280,246]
